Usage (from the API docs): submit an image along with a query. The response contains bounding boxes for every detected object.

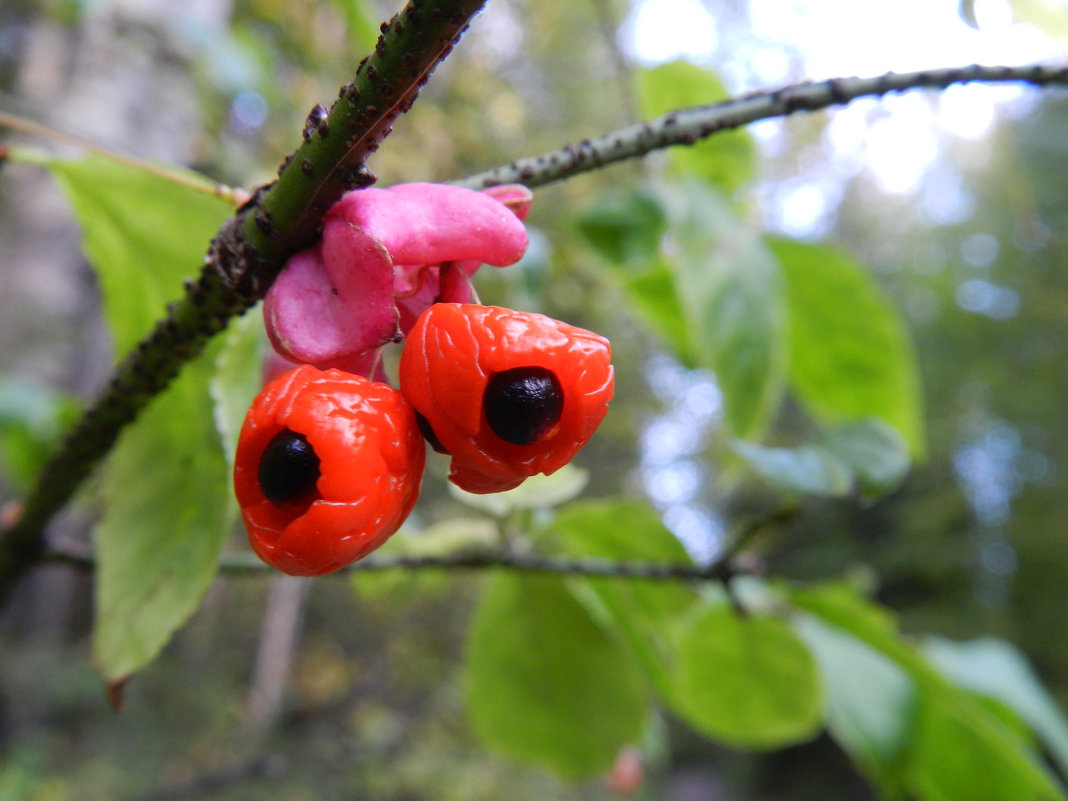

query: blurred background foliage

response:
[3,0,1068,798]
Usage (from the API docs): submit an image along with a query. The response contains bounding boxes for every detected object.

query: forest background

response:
[3,0,1068,799]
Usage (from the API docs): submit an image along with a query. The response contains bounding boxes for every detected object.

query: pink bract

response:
[264,182,531,376]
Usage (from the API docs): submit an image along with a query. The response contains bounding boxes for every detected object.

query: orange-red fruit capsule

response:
[234,364,425,576]
[399,303,614,494]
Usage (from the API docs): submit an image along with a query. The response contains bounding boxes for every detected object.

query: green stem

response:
[456,63,1068,190]
[0,0,489,602]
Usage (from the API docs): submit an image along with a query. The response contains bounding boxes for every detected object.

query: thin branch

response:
[0,0,489,604]
[45,506,797,583]
[456,62,1068,190]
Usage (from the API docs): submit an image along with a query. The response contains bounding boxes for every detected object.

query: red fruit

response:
[234,365,425,576]
[399,304,614,494]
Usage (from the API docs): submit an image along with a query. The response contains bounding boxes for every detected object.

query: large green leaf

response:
[794,614,914,798]
[19,150,237,681]
[790,583,1067,801]
[549,499,697,692]
[661,182,787,439]
[14,149,233,353]
[770,239,924,456]
[638,60,757,196]
[464,574,648,778]
[667,602,823,749]
[908,690,1044,801]
[926,636,1068,780]
[94,352,233,682]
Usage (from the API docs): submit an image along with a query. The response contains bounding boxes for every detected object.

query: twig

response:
[45,506,798,583]
[456,63,1068,190]
[0,0,489,604]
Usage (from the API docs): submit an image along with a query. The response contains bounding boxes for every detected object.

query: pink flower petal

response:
[263,223,398,367]
[329,183,528,268]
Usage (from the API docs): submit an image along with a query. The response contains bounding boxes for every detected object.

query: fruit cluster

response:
[233,183,614,576]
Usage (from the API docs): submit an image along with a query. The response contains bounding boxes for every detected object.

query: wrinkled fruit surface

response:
[399,303,614,493]
[234,364,425,576]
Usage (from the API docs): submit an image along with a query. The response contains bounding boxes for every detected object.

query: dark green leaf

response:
[667,602,822,749]
[771,239,924,456]
[465,574,648,778]
[638,61,757,196]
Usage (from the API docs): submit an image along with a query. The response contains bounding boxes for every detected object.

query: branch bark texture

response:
[457,63,1068,190]
[0,0,489,601]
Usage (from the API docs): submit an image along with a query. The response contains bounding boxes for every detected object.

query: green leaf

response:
[733,417,910,499]
[790,583,1067,801]
[17,150,237,681]
[638,61,757,196]
[0,377,80,492]
[822,417,911,497]
[667,603,823,749]
[621,264,696,365]
[574,189,667,266]
[1010,0,1068,41]
[93,348,234,682]
[210,309,267,468]
[326,0,380,52]
[908,690,1045,801]
[770,239,925,456]
[794,615,915,798]
[926,636,1068,780]
[465,574,648,778]
[13,149,232,353]
[661,182,787,439]
[733,440,853,496]
[549,498,698,695]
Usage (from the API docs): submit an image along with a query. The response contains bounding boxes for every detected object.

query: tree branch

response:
[456,63,1068,190]
[0,0,489,603]
[45,506,797,583]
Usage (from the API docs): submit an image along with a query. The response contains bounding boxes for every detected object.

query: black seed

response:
[415,411,449,454]
[258,429,321,506]
[484,367,563,446]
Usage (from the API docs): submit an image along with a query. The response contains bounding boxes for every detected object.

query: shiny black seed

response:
[484,367,563,446]
[259,429,321,506]
[415,411,449,454]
